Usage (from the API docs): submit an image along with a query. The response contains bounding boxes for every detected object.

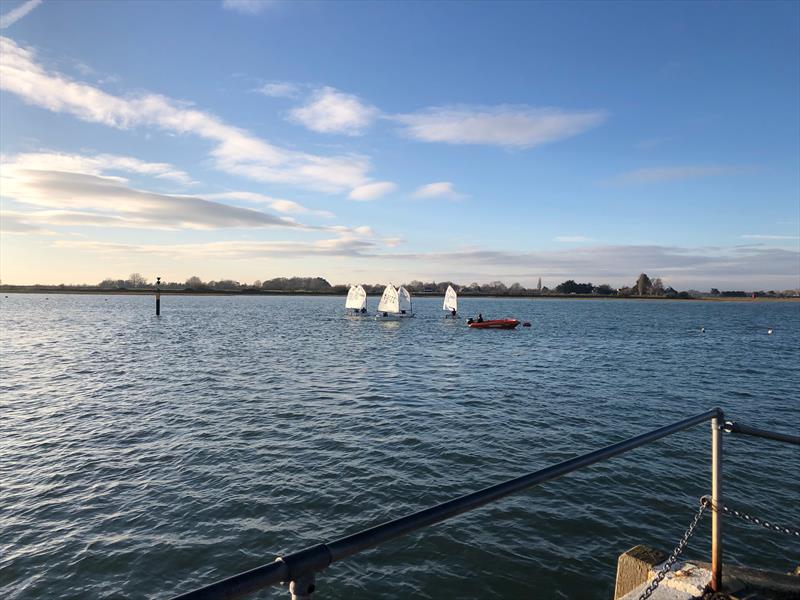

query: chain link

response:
[719,504,800,537]
[637,498,709,600]
[637,498,797,600]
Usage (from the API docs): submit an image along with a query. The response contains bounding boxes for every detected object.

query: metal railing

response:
[171,408,798,599]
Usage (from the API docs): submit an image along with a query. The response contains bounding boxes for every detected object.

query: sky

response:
[0,0,798,289]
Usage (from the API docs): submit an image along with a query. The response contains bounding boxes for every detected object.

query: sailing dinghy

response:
[345,284,368,315]
[443,285,458,317]
[376,284,414,319]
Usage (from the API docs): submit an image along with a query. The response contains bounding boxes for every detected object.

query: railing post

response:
[711,411,723,592]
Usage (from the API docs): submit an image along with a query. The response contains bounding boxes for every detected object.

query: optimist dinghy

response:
[345,284,368,316]
[376,284,414,319]
[443,285,458,318]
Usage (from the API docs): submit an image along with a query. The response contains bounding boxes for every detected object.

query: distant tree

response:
[537,277,542,291]
[98,278,118,289]
[253,280,262,289]
[710,288,720,296]
[185,276,204,289]
[508,282,525,295]
[215,279,241,290]
[594,284,616,296]
[127,273,148,288]
[556,280,593,294]
[635,273,651,296]
[720,290,747,297]
[650,277,664,296]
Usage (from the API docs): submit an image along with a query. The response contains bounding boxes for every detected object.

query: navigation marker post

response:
[156,276,161,316]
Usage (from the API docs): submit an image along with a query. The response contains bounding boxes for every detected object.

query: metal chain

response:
[637,498,709,600]
[719,504,800,537]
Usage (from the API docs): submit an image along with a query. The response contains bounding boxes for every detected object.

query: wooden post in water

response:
[156,276,161,316]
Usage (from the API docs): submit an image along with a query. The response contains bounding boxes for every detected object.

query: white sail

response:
[345,285,367,310]
[377,284,399,313]
[398,286,412,313]
[356,285,367,310]
[443,285,458,312]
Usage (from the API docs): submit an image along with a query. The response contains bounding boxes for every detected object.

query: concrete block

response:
[615,545,668,599]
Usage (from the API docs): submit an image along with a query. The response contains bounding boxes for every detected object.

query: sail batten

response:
[443,285,458,312]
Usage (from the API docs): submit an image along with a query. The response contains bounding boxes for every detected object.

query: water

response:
[1,294,798,599]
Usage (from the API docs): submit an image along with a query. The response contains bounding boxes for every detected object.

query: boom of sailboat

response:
[346,284,530,328]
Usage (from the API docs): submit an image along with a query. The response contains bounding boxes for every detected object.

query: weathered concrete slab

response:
[616,561,711,600]
[615,545,668,599]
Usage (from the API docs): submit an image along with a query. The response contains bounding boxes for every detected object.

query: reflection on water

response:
[1,294,798,599]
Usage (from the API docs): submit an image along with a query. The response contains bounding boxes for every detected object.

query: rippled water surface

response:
[1,294,798,599]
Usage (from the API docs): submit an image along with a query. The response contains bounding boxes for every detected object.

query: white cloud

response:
[1,168,311,231]
[256,81,301,98]
[205,191,335,218]
[221,0,275,15]
[375,244,800,289]
[554,236,592,243]
[393,105,606,148]
[348,181,397,201]
[0,36,372,193]
[0,152,355,232]
[412,182,463,200]
[741,234,799,241]
[5,151,195,185]
[0,210,55,235]
[0,0,41,29]
[53,236,381,259]
[612,165,749,185]
[288,86,379,135]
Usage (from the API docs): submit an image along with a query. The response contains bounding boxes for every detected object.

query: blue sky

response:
[1,0,798,289]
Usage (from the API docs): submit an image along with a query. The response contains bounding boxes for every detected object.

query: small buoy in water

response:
[700,326,705,333]
[768,329,773,335]
[522,322,531,327]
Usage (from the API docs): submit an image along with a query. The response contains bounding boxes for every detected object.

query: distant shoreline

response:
[1,287,798,302]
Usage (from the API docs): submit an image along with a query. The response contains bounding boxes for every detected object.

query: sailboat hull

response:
[468,319,519,329]
[375,313,414,320]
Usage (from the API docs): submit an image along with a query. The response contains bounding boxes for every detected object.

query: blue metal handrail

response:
[173,408,739,599]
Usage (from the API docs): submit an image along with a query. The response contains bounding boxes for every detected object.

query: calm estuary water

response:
[1,294,798,599]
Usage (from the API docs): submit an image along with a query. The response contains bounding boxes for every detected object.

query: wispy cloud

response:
[39,239,800,289]
[53,235,386,259]
[0,211,55,235]
[1,168,310,231]
[554,236,592,243]
[393,105,606,148]
[5,151,195,185]
[288,86,379,135]
[205,191,335,218]
[256,81,301,98]
[376,244,800,288]
[741,234,799,241]
[0,0,42,29]
[0,36,373,193]
[611,165,751,185]
[413,182,464,200]
[221,0,275,15]
[348,181,397,201]
[634,136,674,150]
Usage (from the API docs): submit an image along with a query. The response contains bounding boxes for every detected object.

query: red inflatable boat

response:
[468,319,520,329]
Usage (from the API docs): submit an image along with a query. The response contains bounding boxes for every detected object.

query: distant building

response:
[537,277,542,292]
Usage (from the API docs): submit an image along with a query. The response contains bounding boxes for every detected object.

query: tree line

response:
[80,273,798,298]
